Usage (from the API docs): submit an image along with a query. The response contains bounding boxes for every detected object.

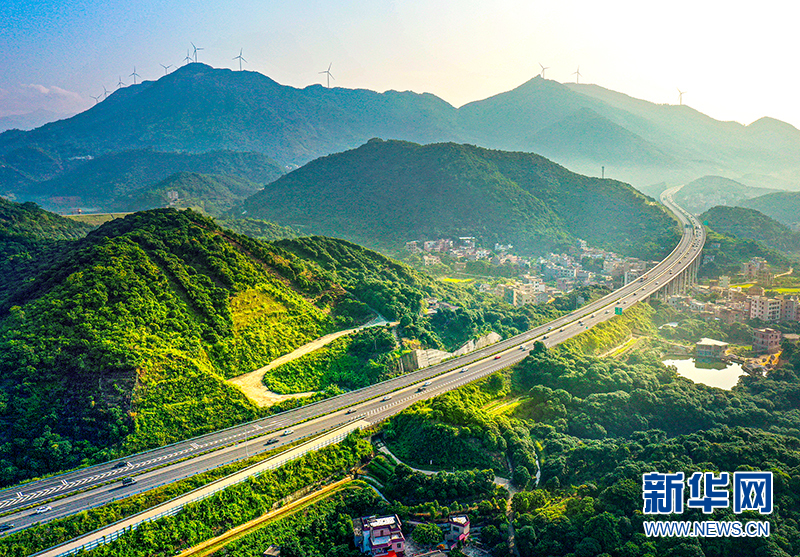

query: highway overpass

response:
[1,186,704,540]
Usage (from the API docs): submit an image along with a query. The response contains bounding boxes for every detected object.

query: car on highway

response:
[382,395,392,401]
[282,429,294,436]
[460,367,468,373]
[0,523,14,531]
[547,326,552,331]
[265,437,279,445]
[35,505,52,514]
[559,328,564,332]
[519,345,526,350]
[423,381,431,386]
[542,335,547,340]
[605,310,609,314]
[122,477,136,486]
[346,408,356,414]
[494,355,501,360]
[416,386,426,392]
[113,461,130,469]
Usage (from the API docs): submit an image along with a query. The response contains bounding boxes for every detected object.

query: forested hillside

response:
[243,139,678,258]
[382,305,800,557]
[21,149,284,213]
[0,208,443,485]
[700,205,800,255]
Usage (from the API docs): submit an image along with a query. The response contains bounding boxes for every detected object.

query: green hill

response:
[674,175,779,214]
[740,190,800,227]
[0,197,92,240]
[699,205,800,256]
[24,149,283,213]
[118,171,264,216]
[0,209,445,485]
[242,139,678,258]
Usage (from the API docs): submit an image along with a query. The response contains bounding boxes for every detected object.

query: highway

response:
[0,186,703,535]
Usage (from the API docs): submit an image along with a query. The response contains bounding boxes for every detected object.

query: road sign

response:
[615,307,623,315]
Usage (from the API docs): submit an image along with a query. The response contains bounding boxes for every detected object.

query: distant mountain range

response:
[241,139,678,258]
[2,63,800,206]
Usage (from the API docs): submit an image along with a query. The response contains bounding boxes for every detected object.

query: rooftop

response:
[697,338,729,347]
[449,515,469,525]
[367,516,399,528]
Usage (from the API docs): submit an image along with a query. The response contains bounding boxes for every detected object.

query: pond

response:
[663,357,746,390]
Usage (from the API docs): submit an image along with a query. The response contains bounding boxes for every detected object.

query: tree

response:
[513,465,531,488]
[412,523,444,545]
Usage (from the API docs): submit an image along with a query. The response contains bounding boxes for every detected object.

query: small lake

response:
[663,358,746,390]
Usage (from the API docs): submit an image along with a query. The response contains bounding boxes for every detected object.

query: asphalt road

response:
[0,186,703,535]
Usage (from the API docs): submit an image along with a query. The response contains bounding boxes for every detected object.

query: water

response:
[663,358,746,390]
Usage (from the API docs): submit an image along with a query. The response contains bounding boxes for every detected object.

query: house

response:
[262,546,281,557]
[753,328,782,354]
[750,296,782,322]
[696,338,728,359]
[445,515,471,544]
[353,515,405,557]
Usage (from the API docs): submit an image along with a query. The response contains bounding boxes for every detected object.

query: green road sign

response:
[615,307,623,315]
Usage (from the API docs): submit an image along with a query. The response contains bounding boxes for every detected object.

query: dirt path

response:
[228,315,398,407]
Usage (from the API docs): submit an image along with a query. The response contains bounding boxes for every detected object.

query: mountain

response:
[0,110,72,133]
[117,171,264,215]
[5,66,800,204]
[20,149,284,212]
[739,190,800,227]
[241,139,678,258]
[673,175,780,214]
[699,205,800,255]
[0,208,448,485]
[0,197,92,240]
[0,64,461,182]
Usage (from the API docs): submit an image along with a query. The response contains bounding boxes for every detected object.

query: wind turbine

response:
[677,88,686,105]
[573,66,582,84]
[319,63,334,88]
[191,42,203,63]
[539,63,549,78]
[233,48,247,71]
[130,66,141,85]
[90,94,101,104]
[102,85,109,99]
[117,76,125,89]
[183,50,192,65]
[160,64,172,75]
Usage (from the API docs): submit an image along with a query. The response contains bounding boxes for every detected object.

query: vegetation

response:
[70,434,370,557]
[263,327,400,394]
[0,208,448,485]
[378,302,800,556]
[244,139,679,258]
[700,205,800,255]
[740,190,800,227]
[698,229,790,278]
[118,171,265,216]
[213,217,298,241]
[0,197,92,239]
[23,148,284,213]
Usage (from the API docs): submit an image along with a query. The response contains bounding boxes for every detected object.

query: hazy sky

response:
[1,0,798,129]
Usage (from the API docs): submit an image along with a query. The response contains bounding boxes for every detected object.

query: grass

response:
[772,287,800,294]
[482,396,525,417]
[230,288,288,331]
[438,277,474,284]
[65,213,132,226]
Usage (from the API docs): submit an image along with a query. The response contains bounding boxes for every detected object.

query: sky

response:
[1,0,799,129]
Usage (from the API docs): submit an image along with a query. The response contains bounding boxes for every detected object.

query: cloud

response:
[0,83,89,118]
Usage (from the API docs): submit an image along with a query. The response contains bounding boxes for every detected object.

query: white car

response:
[35,505,52,514]
[282,429,293,436]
